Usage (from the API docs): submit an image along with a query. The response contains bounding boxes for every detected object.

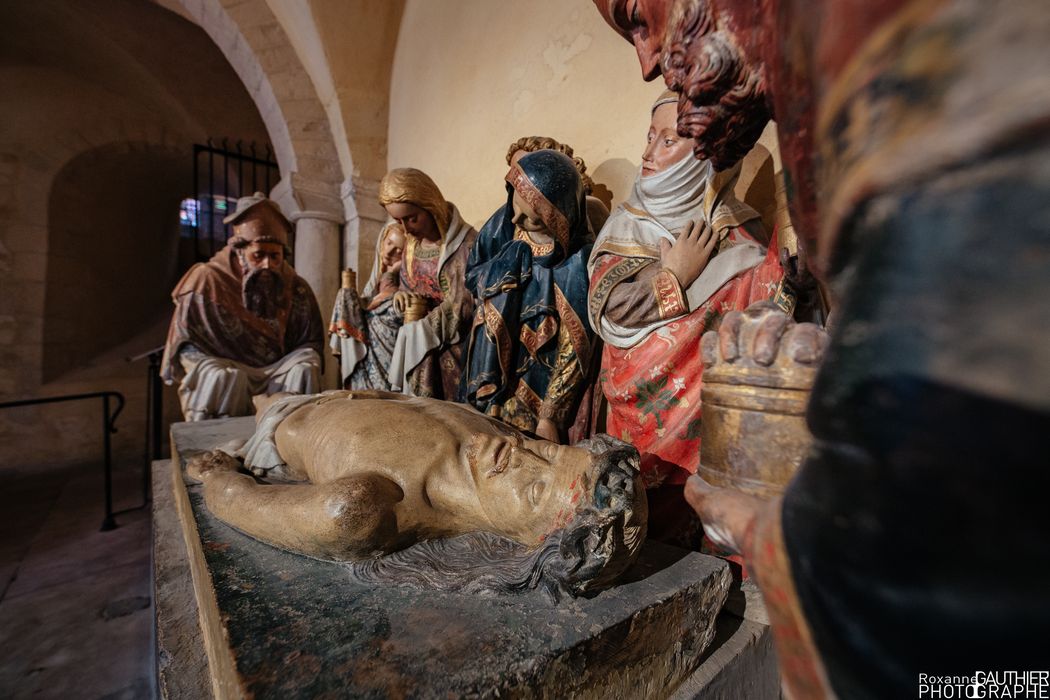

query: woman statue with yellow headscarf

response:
[380,168,479,399]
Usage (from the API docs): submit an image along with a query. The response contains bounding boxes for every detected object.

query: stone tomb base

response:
[155,417,759,698]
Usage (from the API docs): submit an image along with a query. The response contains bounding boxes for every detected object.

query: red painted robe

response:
[592,224,786,487]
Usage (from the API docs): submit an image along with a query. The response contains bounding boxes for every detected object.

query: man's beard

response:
[242,268,284,319]
[662,0,771,170]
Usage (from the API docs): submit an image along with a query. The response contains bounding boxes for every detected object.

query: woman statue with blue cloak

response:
[464,149,596,444]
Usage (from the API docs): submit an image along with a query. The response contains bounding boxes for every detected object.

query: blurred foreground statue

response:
[187,390,647,601]
[161,193,324,421]
[595,0,1050,695]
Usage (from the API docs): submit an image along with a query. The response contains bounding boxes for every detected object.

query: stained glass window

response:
[178,198,199,227]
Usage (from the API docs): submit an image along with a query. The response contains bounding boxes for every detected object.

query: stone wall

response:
[0,0,269,469]
[43,145,187,383]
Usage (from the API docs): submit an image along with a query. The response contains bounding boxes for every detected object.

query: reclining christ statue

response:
[187,390,648,600]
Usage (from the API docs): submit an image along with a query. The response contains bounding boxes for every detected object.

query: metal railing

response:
[0,391,127,531]
[127,345,165,504]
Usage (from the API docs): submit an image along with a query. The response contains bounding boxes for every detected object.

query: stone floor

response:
[0,459,154,699]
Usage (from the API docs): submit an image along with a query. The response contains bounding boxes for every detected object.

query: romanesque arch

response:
[175,0,349,361]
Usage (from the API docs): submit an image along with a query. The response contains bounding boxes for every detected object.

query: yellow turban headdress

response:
[378,168,451,240]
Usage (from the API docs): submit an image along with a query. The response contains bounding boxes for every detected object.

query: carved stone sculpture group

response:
[169,80,820,594]
[163,1,1049,693]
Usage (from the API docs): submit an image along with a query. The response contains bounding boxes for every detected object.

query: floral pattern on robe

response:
[594,226,785,486]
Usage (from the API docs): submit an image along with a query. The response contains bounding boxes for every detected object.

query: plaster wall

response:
[387,0,781,245]
[265,0,404,184]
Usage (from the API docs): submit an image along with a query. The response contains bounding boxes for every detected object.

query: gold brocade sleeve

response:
[600,261,690,328]
[538,323,586,426]
[651,268,688,319]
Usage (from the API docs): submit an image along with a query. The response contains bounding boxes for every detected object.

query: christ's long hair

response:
[345,435,647,602]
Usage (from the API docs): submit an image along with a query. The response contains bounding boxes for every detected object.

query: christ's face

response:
[464,417,594,543]
[408,398,594,544]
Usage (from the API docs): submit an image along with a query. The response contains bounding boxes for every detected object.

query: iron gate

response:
[181,139,281,264]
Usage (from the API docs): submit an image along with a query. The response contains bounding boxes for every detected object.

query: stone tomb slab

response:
[166,417,731,699]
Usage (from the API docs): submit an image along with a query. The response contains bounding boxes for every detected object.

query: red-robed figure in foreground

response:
[588,91,783,544]
[594,0,1050,697]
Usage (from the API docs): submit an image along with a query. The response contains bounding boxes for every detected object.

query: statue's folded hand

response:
[659,219,716,288]
[392,291,411,313]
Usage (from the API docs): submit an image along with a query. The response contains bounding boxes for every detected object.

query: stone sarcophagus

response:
[152,411,758,699]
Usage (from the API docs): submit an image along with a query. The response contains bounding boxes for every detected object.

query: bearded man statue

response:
[161,193,325,421]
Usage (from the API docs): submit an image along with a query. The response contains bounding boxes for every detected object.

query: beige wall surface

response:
[265,0,404,184]
[387,0,669,232]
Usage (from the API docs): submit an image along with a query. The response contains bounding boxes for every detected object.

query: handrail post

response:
[100,393,117,532]
[142,350,163,506]
[142,359,151,506]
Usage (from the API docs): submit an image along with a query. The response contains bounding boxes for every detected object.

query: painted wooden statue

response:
[329,222,406,391]
[505,136,610,237]
[594,0,1050,695]
[187,390,647,601]
[160,193,323,421]
[379,168,479,400]
[464,149,595,444]
[587,91,784,545]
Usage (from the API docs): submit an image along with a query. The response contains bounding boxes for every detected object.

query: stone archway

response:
[173,0,343,189]
[175,0,350,385]
[43,141,190,382]
[175,0,405,350]
[0,0,275,467]
[8,110,190,388]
